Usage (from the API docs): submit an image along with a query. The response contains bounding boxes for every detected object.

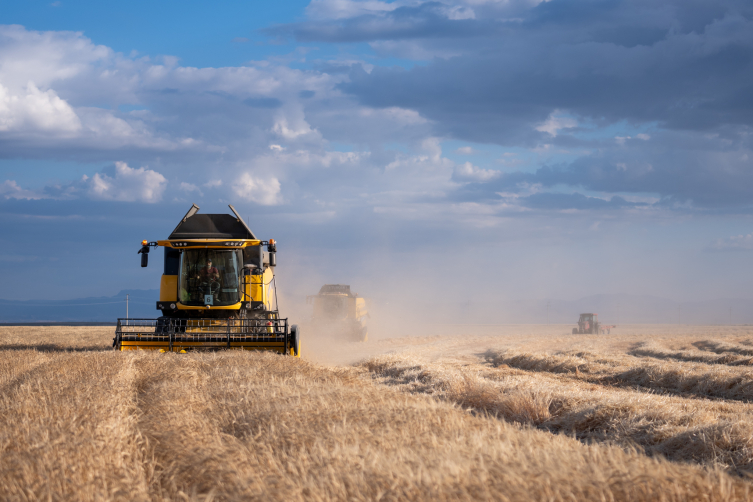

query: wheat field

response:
[2,325,753,501]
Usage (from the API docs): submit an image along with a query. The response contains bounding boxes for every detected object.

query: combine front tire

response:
[572,328,578,334]
[290,324,301,357]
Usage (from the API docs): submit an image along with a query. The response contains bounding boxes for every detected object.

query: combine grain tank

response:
[113,204,300,355]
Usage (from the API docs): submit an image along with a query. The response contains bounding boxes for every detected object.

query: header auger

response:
[113,204,300,356]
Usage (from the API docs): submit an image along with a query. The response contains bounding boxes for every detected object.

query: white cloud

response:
[379,107,427,125]
[0,82,81,134]
[535,111,577,137]
[453,161,500,182]
[0,25,110,92]
[233,173,282,205]
[306,0,398,20]
[456,146,475,154]
[0,180,42,199]
[85,161,167,202]
[272,114,320,141]
[2,162,167,203]
[269,144,284,151]
[179,182,203,196]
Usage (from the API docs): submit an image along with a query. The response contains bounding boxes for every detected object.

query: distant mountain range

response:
[1,291,751,325]
[0,290,159,322]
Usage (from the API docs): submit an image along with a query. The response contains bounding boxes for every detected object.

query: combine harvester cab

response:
[307,284,369,342]
[113,204,300,356]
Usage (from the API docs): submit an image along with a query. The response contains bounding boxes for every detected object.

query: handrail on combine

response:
[241,274,278,310]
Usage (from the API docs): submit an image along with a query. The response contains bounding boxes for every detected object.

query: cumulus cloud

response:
[85,162,167,202]
[179,182,203,196]
[453,162,499,182]
[3,162,168,203]
[232,173,282,205]
[0,24,110,92]
[59,162,166,203]
[0,82,81,134]
[0,180,42,199]
[272,113,321,141]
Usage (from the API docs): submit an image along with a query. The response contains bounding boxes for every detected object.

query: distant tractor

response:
[307,284,369,342]
[573,313,615,334]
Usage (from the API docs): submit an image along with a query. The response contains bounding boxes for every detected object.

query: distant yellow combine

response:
[113,204,300,356]
[307,284,368,342]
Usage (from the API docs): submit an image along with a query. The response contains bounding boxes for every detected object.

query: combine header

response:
[113,204,300,356]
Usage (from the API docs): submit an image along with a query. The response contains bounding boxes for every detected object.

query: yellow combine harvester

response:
[113,204,300,356]
[307,284,368,342]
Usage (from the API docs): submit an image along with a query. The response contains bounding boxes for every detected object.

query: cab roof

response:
[169,204,257,240]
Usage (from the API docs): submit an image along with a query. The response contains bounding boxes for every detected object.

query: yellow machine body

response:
[114,206,300,356]
[308,285,368,342]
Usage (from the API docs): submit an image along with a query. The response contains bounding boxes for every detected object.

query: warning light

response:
[269,238,275,246]
[142,240,148,246]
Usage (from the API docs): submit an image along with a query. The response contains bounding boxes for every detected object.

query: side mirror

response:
[138,244,150,267]
[267,240,277,267]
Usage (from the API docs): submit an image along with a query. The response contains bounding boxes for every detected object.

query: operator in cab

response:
[198,258,219,282]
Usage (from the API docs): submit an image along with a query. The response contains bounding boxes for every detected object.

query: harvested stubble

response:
[361,353,753,476]
[0,326,113,351]
[630,341,753,366]
[695,340,753,357]
[486,347,753,402]
[1,348,750,501]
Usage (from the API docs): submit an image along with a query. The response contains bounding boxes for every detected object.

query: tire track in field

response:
[131,353,255,500]
[0,352,151,501]
[133,350,753,501]
[629,344,753,366]
[0,350,53,395]
[485,348,753,403]
[2,347,750,501]
[694,341,753,357]
[362,354,753,476]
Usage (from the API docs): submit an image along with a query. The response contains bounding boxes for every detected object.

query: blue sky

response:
[1,0,752,307]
